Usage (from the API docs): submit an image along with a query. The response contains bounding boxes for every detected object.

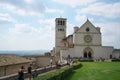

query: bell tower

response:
[55,18,67,53]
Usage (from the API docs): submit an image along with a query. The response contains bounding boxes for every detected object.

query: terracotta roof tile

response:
[0,54,32,66]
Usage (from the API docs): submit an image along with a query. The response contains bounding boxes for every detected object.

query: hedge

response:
[34,62,81,80]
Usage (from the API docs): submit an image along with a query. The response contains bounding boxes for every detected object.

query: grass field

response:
[66,62,120,80]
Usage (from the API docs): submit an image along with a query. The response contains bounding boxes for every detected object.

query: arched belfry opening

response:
[83,47,93,59]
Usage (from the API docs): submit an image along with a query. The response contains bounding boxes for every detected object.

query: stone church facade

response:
[54,18,120,61]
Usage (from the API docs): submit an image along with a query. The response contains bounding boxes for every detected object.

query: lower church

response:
[53,18,120,61]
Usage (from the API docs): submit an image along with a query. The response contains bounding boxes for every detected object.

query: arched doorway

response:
[83,47,93,59]
[110,54,112,59]
[84,52,87,58]
[88,51,92,58]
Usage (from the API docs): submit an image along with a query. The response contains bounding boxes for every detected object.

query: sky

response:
[0,0,120,51]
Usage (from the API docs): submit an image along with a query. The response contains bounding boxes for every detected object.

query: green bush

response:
[79,59,94,62]
[112,59,120,62]
[35,62,81,80]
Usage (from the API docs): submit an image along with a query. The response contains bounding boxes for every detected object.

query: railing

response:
[0,64,66,80]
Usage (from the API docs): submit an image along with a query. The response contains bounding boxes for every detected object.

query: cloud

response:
[5,18,55,50]
[95,22,120,48]
[67,23,75,35]
[76,2,120,18]
[52,0,97,7]
[0,0,45,16]
[45,7,64,14]
[38,18,55,31]
[8,24,35,35]
[75,15,87,23]
[0,13,16,24]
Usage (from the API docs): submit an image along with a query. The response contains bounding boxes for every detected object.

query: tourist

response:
[50,58,53,67]
[18,66,25,80]
[32,69,38,79]
[55,61,58,69]
[58,60,61,68]
[27,64,32,80]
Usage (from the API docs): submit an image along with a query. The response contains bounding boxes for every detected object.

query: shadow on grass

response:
[65,63,83,80]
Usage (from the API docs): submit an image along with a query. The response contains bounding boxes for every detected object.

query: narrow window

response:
[63,21,65,25]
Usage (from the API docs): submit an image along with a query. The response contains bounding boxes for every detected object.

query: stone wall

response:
[0,64,66,80]
[0,62,30,77]
[0,67,4,77]
[35,56,56,68]
[23,55,56,68]
[0,55,57,78]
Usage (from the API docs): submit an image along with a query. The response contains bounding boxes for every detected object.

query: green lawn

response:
[66,62,120,80]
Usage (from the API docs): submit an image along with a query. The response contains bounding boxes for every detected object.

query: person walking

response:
[18,66,25,80]
[50,58,53,67]
[27,64,32,80]
[32,69,38,79]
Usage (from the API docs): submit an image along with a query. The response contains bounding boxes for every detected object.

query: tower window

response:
[58,28,64,31]
[58,20,65,25]
[58,20,62,25]
[63,21,65,25]
[58,20,60,25]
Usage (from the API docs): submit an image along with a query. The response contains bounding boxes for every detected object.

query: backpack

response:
[18,71,24,80]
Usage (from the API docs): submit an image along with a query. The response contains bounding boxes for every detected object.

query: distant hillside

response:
[0,50,49,56]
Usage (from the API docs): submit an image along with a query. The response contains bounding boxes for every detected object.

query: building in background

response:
[54,18,120,61]
[0,54,33,77]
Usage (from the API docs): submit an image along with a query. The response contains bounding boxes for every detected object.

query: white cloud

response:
[67,23,74,35]
[52,0,96,7]
[0,0,45,16]
[4,19,55,50]
[75,15,87,23]
[38,18,55,31]
[77,2,120,18]
[95,22,120,48]
[45,7,64,14]
[9,24,34,35]
[25,0,34,4]
[0,13,16,24]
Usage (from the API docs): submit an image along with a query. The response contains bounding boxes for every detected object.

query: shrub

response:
[35,62,81,80]
[112,59,120,62]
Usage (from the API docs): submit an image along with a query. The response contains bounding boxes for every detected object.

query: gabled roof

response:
[75,19,100,33]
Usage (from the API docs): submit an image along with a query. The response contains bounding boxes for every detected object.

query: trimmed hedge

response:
[112,59,120,62]
[79,60,94,62]
[35,62,81,80]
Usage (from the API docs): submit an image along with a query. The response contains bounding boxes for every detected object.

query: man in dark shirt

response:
[18,66,25,80]
[27,64,32,80]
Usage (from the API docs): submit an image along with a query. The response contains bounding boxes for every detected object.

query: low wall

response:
[0,64,66,80]
[23,55,56,68]
[0,62,30,77]
[35,56,56,68]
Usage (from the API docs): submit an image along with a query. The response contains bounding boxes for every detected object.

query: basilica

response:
[53,18,120,61]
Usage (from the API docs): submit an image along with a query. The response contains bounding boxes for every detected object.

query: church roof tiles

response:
[0,54,32,66]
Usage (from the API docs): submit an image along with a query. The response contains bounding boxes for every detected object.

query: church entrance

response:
[84,52,87,58]
[83,47,93,59]
[88,52,92,58]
